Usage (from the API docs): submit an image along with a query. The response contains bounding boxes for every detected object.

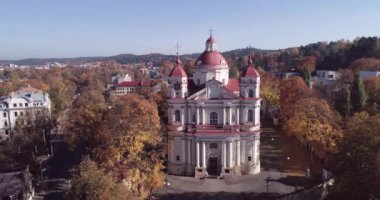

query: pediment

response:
[187,81,240,100]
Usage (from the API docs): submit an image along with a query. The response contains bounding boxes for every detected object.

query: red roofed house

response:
[167,34,261,177]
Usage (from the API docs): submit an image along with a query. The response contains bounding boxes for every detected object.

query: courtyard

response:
[154,121,323,200]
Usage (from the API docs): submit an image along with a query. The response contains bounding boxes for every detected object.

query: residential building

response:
[109,80,156,97]
[359,70,380,79]
[167,34,261,177]
[316,70,341,86]
[0,86,51,141]
[0,166,34,200]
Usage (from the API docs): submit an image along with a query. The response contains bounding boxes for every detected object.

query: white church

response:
[167,34,261,177]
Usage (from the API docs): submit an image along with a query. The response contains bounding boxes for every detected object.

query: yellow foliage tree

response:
[95,95,164,195]
[283,98,343,158]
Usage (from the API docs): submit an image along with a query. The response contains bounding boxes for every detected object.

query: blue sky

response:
[0,0,379,60]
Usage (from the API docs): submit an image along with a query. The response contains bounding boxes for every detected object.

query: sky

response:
[0,0,380,60]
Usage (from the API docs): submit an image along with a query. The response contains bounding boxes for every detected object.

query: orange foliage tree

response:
[279,77,312,122]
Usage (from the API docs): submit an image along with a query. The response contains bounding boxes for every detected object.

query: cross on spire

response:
[175,43,181,56]
[209,28,214,37]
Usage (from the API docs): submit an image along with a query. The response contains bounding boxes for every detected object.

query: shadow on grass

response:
[276,175,320,188]
[155,192,279,200]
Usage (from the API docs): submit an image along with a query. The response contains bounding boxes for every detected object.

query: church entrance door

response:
[208,157,218,176]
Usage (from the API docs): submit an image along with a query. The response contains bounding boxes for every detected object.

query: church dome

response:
[195,51,227,66]
[195,35,227,67]
[241,53,260,77]
[169,56,187,77]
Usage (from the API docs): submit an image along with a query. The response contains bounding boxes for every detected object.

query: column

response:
[236,140,241,166]
[229,107,232,125]
[187,140,191,164]
[188,106,192,124]
[244,108,248,123]
[229,141,233,168]
[222,141,227,168]
[181,139,186,162]
[223,106,226,125]
[241,140,246,163]
[196,141,200,167]
[196,107,199,125]
[181,107,184,125]
[172,109,175,124]
[202,107,206,125]
[202,142,206,168]
[236,107,240,125]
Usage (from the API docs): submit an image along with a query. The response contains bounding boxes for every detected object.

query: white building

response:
[109,80,155,97]
[167,34,261,177]
[316,70,341,87]
[107,74,132,90]
[0,86,51,141]
[359,70,380,80]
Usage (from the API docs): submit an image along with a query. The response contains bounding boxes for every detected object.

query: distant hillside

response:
[2,36,380,72]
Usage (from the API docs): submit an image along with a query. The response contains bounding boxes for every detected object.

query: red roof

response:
[225,78,240,92]
[169,66,187,77]
[196,51,227,66]
[116,80,153,87]
[241,67,260,77]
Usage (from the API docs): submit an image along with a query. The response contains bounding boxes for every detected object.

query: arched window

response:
[248,89,254,98]
[248,110,253,122]
[175,110,180,122]
[210,112,218,125]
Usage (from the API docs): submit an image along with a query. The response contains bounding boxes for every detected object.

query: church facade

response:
[167,34,261,177]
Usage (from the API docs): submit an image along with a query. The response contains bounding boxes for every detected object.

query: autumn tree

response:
[66,88,107,152]
[351,73,366,112]
[363,77,380,108]
[297,56,317,72]
[329,112,380,199]
[279,77,312,122]
[349,58,380,72]
[7,109,52,162]
[283,98,343,158]
[94,95,164,195]
[67,157,135,200]
[183,60,195,76]
[260,69,280,117]
[159,60,174,77]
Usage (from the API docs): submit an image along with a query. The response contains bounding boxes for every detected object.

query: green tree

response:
[229,65,240,78]
[351,73,366,112]
[302,68,312,88]
[336,84,352,118]
[67,157,135,200]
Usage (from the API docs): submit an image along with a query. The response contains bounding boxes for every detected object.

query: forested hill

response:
[1,36,380,71]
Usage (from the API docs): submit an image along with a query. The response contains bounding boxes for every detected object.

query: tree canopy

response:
[330,112,380,199]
